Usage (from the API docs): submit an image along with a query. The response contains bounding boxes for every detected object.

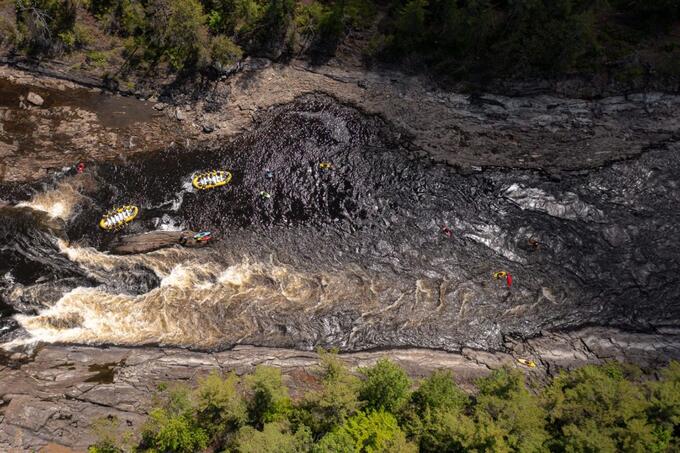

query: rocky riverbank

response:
[2,326,679,451]
[2,59,680,186]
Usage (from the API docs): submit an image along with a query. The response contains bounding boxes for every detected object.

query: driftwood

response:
[110,230,209,255]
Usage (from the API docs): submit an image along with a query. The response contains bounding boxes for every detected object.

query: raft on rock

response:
[192,170,232,190]
[99,205,138,231]
[110,230,212,255]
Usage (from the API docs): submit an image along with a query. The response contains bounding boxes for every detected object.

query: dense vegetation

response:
[89,354,680,452]
[377,0,680,84]
[1,0,679,87]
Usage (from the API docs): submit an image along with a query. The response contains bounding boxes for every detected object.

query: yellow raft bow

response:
[192,170,233,190]
[517,358,538,368]
[493,271,508,279]
[99,205,139,231]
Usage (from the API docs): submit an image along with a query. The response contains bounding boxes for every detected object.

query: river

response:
[2,93,679,353]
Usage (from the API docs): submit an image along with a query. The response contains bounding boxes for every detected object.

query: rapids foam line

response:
[15,179,88,221]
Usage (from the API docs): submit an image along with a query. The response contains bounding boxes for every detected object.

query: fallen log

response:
[109,230,210,255]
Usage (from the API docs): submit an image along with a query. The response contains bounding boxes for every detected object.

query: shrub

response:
[211,34,243,68]
[0,16,20,47]
[87,50,109,67]
[88,419,121,453]
[138,383,208,452]
[359,359,411,413]
[203,0,263,35]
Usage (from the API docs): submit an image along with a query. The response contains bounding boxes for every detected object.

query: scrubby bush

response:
[88,0,145,36]
[211,34,243,68]
[203,0,263,36]
[139,384,209,453]
[294,0,375,59]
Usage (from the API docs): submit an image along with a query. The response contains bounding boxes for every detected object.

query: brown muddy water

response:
[0,76,178,184]
[0,77,154,137]
[0,93,679,353]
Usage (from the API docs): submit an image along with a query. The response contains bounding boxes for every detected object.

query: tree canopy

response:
[88,358,680,453]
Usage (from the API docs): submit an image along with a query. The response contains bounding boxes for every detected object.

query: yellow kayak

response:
[517,358,538,368]
[99,205,139,231]
[192,170,232,190]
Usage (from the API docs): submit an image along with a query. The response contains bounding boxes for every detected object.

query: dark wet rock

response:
[1,327,678,451]
[202,123,215,133]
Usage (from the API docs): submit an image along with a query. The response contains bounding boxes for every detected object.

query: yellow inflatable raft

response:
[192,170,232,190]
[99,205,139,231]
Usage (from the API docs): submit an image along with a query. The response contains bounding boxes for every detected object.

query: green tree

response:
[140,408,209,453]
[203,0,263,35]
[139,384,208,453]
[314,410,416,453]
[297,349,362,437]
[646,361,680,451]
[232,421,312,453]
[143,0,209,70]
[193,371,247,437]
[358,359,411,413]
[252,0,295,56]
[474,368,549,452]
[15,0,77,54]
[411,369,468,413]
[404,369,471,451]
[543,362,665,453]
[246,365,293,428]
[417,409,513,452]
